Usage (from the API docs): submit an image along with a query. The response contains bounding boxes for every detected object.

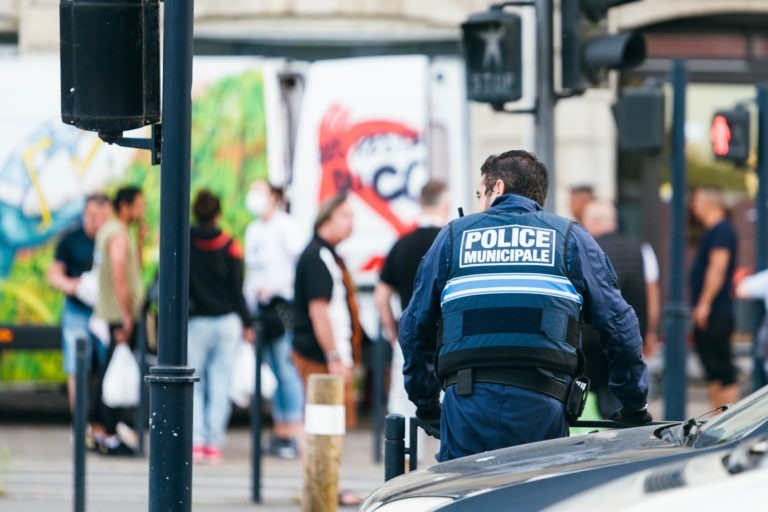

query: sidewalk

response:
[0,423,385,512]
[0,368,733,512]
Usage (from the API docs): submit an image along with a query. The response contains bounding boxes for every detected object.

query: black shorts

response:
[693,314,736,386]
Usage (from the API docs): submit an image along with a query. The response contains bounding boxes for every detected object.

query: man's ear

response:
[495,179,506,195]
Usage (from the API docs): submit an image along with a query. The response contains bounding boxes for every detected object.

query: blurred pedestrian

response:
[188,189,253,464]
[374,180,450,449]
[291,193,364,507]
[243,180,306,459]
[92,186,146,455]
[569,184,594,224]
[581,199,661,417]
[47,193,111,412]
[735,269,768,379]
[690,187,739,409]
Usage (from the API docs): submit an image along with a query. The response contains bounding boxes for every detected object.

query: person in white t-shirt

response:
[736,269,768,378]
[243,180,307,459]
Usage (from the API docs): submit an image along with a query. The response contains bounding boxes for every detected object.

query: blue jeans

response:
[61,300,105,375]
[263,331,304,424]
[188,313,241,449]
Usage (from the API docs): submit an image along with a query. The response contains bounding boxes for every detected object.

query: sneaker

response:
[116,422,139,450]
[192,445,207,463]
[99,440,135,457]
[268,436,299,459]
[204,446,222,464]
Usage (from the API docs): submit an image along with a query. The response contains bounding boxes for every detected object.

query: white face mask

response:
[246,191,269,216]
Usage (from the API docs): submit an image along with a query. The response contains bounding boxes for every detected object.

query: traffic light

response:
[710,107,751,166]
[60,0,160,139]
[613,84,665,152]
[461,8,525,108]
[560,0,646,94]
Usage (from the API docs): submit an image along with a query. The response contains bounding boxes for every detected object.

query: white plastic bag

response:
[102,344,140,408]
[75,269,99,307]
[229,342,277,408]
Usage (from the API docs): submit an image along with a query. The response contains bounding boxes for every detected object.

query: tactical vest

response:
[438,210,583,380]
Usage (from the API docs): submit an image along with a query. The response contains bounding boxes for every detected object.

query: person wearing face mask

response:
[243,180,307,459]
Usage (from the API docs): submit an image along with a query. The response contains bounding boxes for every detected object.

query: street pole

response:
[535,0,556,212]
[145,0,197,510]
[753,84,768,390]
[663,60,688,421]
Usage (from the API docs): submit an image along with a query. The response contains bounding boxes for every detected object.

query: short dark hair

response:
[570,185,594,195]
[85,192,110,206]
[192,189,221,226]
[314,193,348,233]
[419,180,448,208]
[113,186,142,212]
[480,150,549,206]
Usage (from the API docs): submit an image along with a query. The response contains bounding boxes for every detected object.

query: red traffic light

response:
[710,114,732,157]
[710,107,750,166]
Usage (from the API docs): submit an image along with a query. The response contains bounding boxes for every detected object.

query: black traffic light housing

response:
[561,0,646,94]
[613,84,666,152]
[711,106,751,167]
[60,0,160,141]
[462,9,523,108]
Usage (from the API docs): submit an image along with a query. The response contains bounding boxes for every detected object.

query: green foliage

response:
[189,70,269,237]
[0,68,270,328]
[660,151,749,192]
[0,244,61,324]
[0,350,66,383]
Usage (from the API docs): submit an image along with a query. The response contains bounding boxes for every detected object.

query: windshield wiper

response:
[680,405,729,445]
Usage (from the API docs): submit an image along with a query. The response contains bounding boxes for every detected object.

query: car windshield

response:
[694,385,768,447]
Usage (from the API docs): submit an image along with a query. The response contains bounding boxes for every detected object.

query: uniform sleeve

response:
[398,226,451,410]
[569,225,649,412]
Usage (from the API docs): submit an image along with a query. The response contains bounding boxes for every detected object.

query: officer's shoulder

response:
[449,211,486,229]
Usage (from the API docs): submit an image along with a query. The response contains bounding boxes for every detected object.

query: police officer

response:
[399,150,651,462]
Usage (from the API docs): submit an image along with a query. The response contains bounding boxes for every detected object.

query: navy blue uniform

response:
[399,194,649,461]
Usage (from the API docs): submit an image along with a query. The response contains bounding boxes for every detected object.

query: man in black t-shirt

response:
[47,193,112,411]
[374,180,451,440]
[690,187,739,409]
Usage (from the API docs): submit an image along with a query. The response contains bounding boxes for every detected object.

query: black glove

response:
[415,401,441,421]
[610,408,653,425]
[416,402,442,438]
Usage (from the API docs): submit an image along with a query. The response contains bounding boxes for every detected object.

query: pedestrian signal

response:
[710,107,750,166]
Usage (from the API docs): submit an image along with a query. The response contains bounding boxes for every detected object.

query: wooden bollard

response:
[303,374,345,512]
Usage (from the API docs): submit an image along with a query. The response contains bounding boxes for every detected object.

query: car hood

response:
[364,423,686,507]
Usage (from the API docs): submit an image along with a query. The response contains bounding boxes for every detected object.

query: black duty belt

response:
[443,367,569,403]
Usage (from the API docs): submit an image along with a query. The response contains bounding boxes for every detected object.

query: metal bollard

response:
[384,414,405,481]
[250,319,263,503]
[73,336,88,512]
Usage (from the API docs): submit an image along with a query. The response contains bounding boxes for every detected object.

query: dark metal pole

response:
[535,0,556,212]
[384,414,405,481]
[146,0,197,510]
[753,84,768,390]
[135,314,148,457]
[372,331,386,463]
[250,321,263,503]
[73,337,87,512]
[663,60,688,421]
